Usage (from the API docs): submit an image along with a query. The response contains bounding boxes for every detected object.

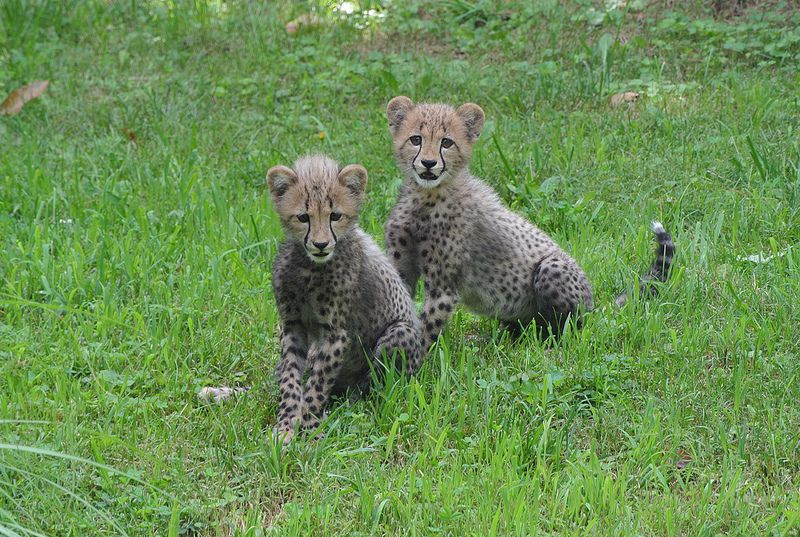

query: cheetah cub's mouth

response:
[309,250,333,263]
[413,169,446,189]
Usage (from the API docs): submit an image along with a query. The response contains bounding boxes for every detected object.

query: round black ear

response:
[387,96,415,135]
[455,103,485,142]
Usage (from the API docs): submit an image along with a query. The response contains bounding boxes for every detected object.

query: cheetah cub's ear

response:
[455,103,485,143]
[266,165,297,201]
[337,164,368,206]
[387,96,415,135]
[267,165,299,213]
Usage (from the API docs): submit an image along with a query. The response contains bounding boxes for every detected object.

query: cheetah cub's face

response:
[267,155,367,264]
[387,96,485,189]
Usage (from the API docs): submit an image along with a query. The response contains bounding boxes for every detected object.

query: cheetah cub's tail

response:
[614,221,675,308]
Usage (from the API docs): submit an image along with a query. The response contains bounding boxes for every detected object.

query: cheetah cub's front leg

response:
[301,328,350,429]
[385,212,420,295]
[421,282,459,351]
[275,322,308,444]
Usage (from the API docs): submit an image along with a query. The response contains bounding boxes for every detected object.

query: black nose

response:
[312,240,329,250]
[421,159,437,169]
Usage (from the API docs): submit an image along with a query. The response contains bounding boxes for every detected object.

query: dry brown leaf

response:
[121,127,138,147]
[0,80,49,116]
[676,448,692,470]
[286,13,322,34]
[609,91,640,107]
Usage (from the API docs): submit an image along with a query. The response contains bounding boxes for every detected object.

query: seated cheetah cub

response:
[384,96,674,349]
[267,154,422,444]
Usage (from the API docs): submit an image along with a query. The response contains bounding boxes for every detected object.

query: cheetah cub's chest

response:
[408,194,539,320]
[409,197,461,259]
[297,267,352,338]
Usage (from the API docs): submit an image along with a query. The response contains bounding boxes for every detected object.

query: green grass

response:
[2,0,800,535]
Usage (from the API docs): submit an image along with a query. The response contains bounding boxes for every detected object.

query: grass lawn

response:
[2,1,800,535]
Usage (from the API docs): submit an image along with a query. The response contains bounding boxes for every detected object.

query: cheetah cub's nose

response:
[312,240,329,250]
[421,159,437,169]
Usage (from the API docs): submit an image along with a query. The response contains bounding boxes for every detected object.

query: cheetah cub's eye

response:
[297,214,310,223]
[409,135,422,146]
[330,212,342,221]
[441,138,454,149]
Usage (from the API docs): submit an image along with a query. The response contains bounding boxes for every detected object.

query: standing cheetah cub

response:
[384,96,674,349]
[267,154,422,443]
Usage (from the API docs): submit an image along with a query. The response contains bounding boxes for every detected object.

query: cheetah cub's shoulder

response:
[267,154,421,444]
[384,96,674,350]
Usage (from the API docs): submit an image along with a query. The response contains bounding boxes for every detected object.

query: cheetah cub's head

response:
[387,96,485,190]
[267,155,367,264]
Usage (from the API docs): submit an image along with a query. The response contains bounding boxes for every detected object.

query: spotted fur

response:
[384,96,675,349]
[267,155,422,444]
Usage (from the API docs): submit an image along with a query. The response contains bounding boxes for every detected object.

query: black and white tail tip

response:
[615,221,675,307]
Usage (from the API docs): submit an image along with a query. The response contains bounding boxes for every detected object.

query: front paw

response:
[273,426,295,446]
[302,411,323,430]
[273,415,301,446]
[301,412,329,443]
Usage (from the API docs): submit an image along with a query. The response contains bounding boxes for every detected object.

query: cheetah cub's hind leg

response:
[371,320,423,379]
[337,319,421,399]
[532,253,594,339]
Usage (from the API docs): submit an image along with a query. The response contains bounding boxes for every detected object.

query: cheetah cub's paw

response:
[301,410,328,435]
[273,416,302,446]
[272,413,327,446]
[273,426,295,446]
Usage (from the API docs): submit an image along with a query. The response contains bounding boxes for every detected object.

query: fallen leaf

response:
[286,13,322,34]
[676,448,691,469]
[0,80,49,115]
[609,91,640,107]
[121,127,138,147]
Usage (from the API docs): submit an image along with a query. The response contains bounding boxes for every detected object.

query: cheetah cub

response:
[267,154,422,444]
[384,96,674,349]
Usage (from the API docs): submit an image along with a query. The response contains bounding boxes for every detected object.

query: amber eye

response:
[441,138,454,148]
[330,212,342,221]
[297,214,309,223]
[409,135,422,146]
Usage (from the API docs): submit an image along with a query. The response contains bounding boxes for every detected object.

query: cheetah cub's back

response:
[267,154,422,444]
[383,96,674,350]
